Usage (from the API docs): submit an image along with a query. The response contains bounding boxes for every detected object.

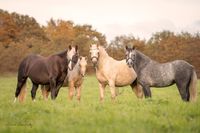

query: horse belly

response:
[149,69,175,87]
[115,69,136,86]
[29,73,49,84]
[28,66,49,84]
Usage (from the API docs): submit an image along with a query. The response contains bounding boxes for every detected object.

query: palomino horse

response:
[41,56,88,101]
[89,44,143,101]
[14,45,79,102]
[125,46,197,102]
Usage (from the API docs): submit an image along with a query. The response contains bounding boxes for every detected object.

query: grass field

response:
[0,75,199,133]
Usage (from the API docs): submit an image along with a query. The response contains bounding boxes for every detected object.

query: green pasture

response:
[0,75,199,133]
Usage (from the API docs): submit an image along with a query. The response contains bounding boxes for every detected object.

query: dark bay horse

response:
[14,45,79,102]
[41,56,88,101]
[125,46,197,102]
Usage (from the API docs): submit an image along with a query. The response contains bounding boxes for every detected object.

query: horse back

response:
[24,54,67,84]
[172,60,194,78]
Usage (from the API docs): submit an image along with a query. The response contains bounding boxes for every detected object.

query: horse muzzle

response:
[126,59,134,68]
[91,56,98,64]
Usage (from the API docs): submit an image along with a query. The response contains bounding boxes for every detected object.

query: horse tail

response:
[18,80,27,103]
[14,58,28,103]
[189,70,198,102]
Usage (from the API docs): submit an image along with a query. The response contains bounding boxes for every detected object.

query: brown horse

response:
[14,45,79,102]
[89,44,143,101]
[41,56,88,101]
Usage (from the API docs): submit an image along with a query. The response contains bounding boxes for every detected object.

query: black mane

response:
[134,50,151,73]
[55,50,67,58]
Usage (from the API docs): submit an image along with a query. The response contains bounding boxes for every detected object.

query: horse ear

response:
[68,45,72,50]
[79,56,82,60]
[85,56,88,61]
[75,45,78,52]
[132,46,136,50]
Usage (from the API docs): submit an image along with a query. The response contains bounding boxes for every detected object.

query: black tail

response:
[15,59,28,99]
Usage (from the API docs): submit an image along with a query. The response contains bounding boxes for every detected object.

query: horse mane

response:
[135,50,152,71]
[98,45,109,57]
[55,50,67,58]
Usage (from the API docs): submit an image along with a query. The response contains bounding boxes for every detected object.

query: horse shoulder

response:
[96,69,108,83]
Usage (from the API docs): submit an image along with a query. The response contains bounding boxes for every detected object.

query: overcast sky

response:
[1,0,200,42]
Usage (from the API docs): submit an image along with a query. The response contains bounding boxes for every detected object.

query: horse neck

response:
[134,50,152,73]
[96,46,109,70]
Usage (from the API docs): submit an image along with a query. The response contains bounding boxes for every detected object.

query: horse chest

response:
[74,78,83,87]
[70,76,83,87]
[96,70,107,83]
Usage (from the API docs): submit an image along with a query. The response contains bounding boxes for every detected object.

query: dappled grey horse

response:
[125,46,197,102]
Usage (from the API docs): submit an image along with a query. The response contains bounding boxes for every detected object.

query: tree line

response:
[0,9,200,77]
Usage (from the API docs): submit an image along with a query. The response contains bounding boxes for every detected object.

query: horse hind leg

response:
[31,83,39,101]
[176,78,190,102]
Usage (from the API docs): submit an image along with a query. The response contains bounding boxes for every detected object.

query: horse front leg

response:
[69,81,75,100]
[140,83,151,98]
[109,81,116,101]
[99,82,106,102]
[77,85,82,101]
[50,78,56,100]
[54,82,64,98]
